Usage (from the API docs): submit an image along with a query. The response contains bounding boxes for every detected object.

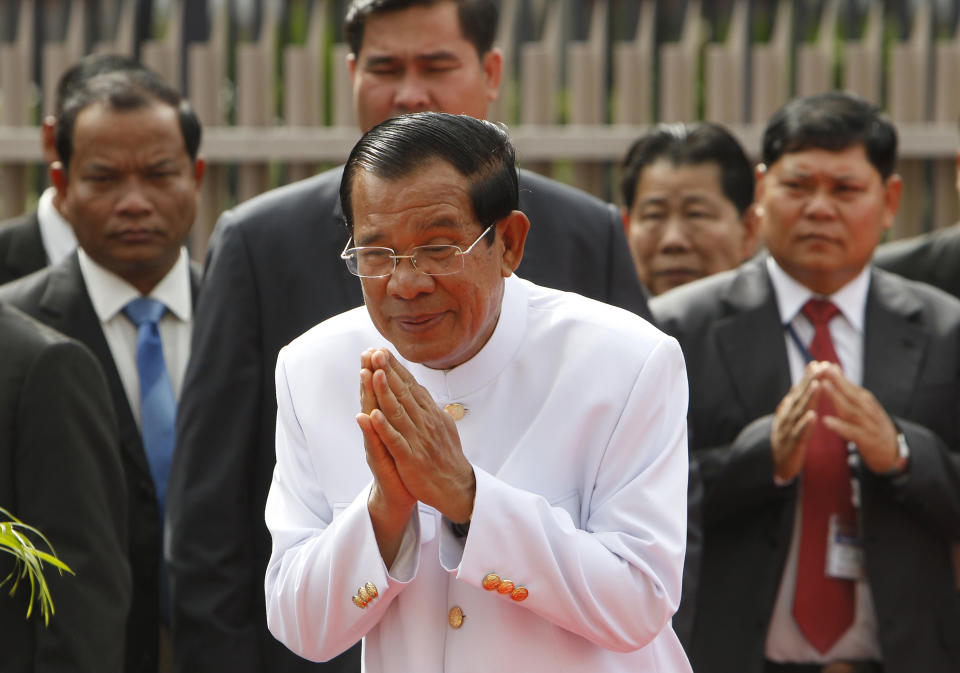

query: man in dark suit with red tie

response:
[651,92,960,673]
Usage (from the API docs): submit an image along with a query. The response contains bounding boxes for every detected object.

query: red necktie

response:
[792,299,856,653]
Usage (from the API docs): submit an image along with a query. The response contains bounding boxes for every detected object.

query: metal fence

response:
[1,0,958,259]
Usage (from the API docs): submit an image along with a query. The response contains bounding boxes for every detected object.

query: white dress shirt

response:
[77,247,193,428]
[265,274,692,673]
[36,187,77,266]
[764,256,882,663]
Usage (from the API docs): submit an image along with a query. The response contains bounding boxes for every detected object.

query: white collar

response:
[405,273,527,400]
[77,247,193,323]
[766,256,869,332]
[36,187,78,265]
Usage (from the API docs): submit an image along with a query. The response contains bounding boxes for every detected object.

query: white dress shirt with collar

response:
[265,274,692,673]
[763,255,882,663]
[36,187,78,266]
[77,246,193,429]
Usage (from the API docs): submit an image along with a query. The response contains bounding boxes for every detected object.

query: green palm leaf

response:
[0,506,74,625]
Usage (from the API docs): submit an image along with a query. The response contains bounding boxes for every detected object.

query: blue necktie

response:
[123,297,176,516]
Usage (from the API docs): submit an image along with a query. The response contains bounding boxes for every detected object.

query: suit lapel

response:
[714,260,793,420]
[862,269,927,416]
[38,255,153,480]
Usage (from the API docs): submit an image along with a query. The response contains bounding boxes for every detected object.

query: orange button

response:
[496,579,515,594]
[510,586,529,602]
[351,595,368,609]
[364,582,378,599]
[482,573,501,591]
[448,606,465,629]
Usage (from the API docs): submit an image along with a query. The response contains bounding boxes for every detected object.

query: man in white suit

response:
[263,112,692,673]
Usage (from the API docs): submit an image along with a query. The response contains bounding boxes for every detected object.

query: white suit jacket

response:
[265,274,692,673]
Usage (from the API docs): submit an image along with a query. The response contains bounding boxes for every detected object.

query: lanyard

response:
[785,322,815,364]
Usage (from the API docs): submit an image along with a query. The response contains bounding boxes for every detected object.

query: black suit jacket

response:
[166,166,652,673]
[873,222,960,300]
[651,258,960,673]
[0,254,201,673]
[0,211,47,285]
[0,303,131,673]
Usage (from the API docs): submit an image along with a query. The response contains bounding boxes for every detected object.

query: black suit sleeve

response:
[598,202,654,322]
[167,212,270,672]
[15,335,131,673]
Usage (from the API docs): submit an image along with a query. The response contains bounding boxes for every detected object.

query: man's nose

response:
[115,179,154,215]
[393,73,431,112]
[386,256,434,299]
[658,215,693,252]
[803,188,838,220]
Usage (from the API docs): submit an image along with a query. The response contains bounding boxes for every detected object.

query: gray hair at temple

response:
[340,111,518,242]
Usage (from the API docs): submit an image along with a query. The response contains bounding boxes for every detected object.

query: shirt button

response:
[443,403,466,421]
[448,606,464,629]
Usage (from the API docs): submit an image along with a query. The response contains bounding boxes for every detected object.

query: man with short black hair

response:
[265,110,691,673]
[167,2,651,671]
[652,92,960,673]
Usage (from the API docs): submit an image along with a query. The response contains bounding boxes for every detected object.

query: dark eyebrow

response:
[637,195,668,208]
[680,194,716,207]
[362,55,402,70]
[414,51,461,64]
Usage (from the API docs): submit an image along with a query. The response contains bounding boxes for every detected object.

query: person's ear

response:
[881,173,904,232]
[481,48,503,103]
[739,203,762,261]
[498,210,529,276]
[620,207,630,237]
[42,116,58,165]
[954,149,959,197]
[754,163,768,202]
[347,52,358,83]
[50,161,68,199]
[193,157,206,189]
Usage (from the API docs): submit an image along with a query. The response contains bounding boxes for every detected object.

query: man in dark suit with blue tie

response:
[652,92,960,673]
[0,64,204,673]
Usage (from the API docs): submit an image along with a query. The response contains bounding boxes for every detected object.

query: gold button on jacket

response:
[448,606,464,629]
[443,403,466,421]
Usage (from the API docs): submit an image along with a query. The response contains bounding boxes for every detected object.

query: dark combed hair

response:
[620,122,755,216]
[761,91,898,179]
[56,66,202,170]
[345,0,498,57]
[340,111,517,241]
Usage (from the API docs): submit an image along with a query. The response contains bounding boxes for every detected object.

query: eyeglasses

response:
[340,222,496,278]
